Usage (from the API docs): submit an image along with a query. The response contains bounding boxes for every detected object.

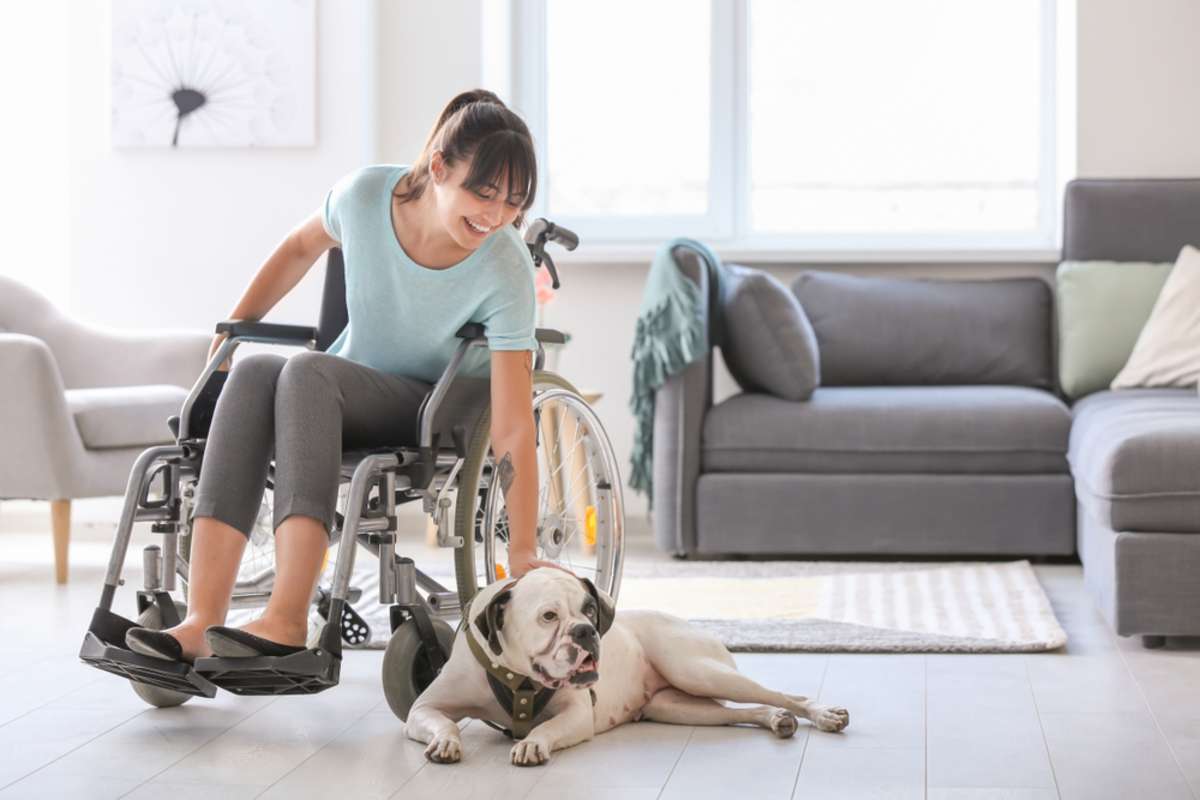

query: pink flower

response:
[535,267,556,306]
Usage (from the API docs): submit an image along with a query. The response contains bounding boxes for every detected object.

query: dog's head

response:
[473,568,615,690]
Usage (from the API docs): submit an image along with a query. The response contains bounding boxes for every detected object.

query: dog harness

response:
[463,618,557,740]
[460,589,599,740]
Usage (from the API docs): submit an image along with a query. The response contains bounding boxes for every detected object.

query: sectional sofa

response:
[650,179,1200,646]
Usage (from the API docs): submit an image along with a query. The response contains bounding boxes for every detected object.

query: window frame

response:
[507,0,1069,259]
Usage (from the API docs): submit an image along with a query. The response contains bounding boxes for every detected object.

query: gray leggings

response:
[192,351,431,538]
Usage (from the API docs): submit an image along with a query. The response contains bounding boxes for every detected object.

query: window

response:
[509,0,1067,256]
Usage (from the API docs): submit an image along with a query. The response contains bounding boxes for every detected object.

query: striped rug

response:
[615,560,1067,653]
[283,558,1066,654]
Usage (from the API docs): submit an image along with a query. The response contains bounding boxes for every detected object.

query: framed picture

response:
[111,0,316,148]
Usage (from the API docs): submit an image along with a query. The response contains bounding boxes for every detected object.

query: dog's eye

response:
[542,611,557,622]
[583,604,596,619]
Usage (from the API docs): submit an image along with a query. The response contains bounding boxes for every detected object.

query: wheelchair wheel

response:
[129,600,192,708]
[453,371,625,605]
[381,618,456,722]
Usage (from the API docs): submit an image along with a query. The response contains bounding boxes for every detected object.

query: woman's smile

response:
[464,217,494,237]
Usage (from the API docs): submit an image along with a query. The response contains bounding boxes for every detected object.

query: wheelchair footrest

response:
[194,648,341,696]
[80,625,217,699]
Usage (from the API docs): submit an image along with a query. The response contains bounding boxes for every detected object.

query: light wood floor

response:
[0,501,1197,799]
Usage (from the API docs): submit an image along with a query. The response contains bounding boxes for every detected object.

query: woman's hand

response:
[508,548,575,579]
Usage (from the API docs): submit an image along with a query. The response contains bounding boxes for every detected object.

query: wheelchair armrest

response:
[455,322,485,340]
[215,320,318,345]
[453,323,567,345]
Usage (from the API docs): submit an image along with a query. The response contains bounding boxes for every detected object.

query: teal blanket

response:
[628,239,724,503]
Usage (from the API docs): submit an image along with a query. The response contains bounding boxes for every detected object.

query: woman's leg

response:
[166,517,247,658]
[230,352,431,644]
[233,515,326,646]
[161,353,287,659]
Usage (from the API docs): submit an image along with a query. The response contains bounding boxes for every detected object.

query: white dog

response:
[405,568,850,766]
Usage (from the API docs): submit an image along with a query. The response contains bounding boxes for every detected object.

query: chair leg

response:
[51,499,71,584]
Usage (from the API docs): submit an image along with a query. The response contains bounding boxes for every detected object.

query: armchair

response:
[0,276,209,582]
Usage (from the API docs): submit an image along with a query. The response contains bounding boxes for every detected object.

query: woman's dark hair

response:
[394,89,537,228]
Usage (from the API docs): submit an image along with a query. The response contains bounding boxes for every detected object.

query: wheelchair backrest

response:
[315,248,348,353]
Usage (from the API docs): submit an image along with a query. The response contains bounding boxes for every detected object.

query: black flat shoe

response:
[125,627,188,663]
[204,626,307,658]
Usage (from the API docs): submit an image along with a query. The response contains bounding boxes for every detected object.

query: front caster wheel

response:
[129,601,192,708]
[381,618,455,722]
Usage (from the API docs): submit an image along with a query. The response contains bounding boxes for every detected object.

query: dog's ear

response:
[473,582,517,656]
[579,577,616,637]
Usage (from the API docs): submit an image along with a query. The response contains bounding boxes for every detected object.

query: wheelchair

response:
[78,220,626,720]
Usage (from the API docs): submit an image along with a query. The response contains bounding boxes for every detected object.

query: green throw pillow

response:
[1056,260,1174,399]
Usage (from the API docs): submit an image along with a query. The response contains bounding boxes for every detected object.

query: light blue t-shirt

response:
[320,165,538,383]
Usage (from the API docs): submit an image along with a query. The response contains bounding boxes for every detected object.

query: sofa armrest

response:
[54,323,212,391]
[651,245,716,556]
[0,334,88,499]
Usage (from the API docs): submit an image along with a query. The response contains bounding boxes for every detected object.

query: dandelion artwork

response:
[111,0,315,148]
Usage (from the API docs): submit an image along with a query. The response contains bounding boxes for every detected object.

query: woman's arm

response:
[489,348,544,577]
[209,211,338,367]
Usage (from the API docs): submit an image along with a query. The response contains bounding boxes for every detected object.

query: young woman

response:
[126,89,557,663]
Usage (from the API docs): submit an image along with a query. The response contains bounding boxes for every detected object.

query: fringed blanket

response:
[628,239,724,503]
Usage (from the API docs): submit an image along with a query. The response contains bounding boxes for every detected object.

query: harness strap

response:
[464,626,554,739]
[462,593,561,740]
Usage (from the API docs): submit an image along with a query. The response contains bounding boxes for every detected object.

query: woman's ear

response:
[579,577,616,637]
[429,150,446,184]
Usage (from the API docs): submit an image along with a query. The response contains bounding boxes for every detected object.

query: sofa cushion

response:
[791,272,1053,388]
[703,386,1071,474]
[1055,259,1173,399]
[1069,388,1200,532]
[66,385,186,449]
[720,265,820,401]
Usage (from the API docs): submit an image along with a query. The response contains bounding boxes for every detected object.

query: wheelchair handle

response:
[524,218,580,291]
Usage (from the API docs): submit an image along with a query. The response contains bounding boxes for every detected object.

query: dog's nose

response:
[570,624,599,650]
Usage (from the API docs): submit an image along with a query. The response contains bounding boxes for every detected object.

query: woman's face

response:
[429,151,522,252]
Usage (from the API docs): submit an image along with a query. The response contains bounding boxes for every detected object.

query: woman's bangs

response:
[464,133,537,210]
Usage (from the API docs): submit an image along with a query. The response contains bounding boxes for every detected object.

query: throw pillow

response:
[720,265,820,401]
[1055,259,1174,399]
[1112,245,1200,390]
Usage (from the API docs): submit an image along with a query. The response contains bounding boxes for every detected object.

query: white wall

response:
[1077,0,1200,177]
[60,0,1200,529]
[66,0,377,332]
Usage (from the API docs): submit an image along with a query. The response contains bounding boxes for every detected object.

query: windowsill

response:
[552,245,1062,265]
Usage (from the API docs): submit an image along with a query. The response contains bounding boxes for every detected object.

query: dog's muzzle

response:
[568,624,600,685]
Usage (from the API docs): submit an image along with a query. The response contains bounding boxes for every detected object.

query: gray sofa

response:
[651,178,1200,645]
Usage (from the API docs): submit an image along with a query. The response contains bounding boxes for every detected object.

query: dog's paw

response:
[424,733,463,763]
[768,708,799,739]
[510,737,551,766]
[812,705,850,733]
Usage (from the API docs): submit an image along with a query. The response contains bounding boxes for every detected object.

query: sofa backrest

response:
[1064,179,1200,262]
[791,271,1054,388]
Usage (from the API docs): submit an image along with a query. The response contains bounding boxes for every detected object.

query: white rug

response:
[615,560,1068,653]
[314,558,1066,654]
